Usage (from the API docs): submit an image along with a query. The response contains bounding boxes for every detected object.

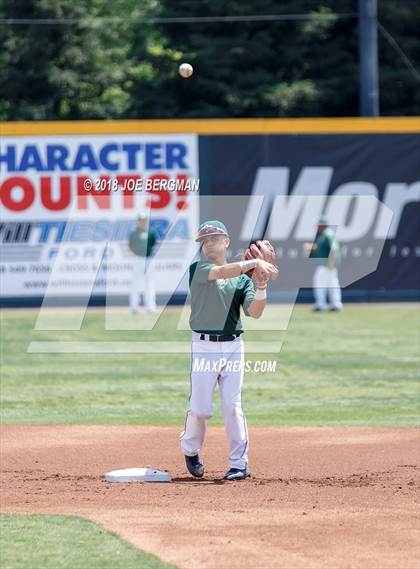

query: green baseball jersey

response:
[189,261,256,335]
[129,228,157,257]
[314,228,341,267]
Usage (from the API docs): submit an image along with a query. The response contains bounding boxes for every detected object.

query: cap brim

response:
[195,231,228,242]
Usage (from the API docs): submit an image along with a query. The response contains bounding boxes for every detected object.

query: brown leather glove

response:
[244,240,278,281]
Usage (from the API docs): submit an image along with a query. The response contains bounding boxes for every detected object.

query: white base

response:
[105,467,171,483]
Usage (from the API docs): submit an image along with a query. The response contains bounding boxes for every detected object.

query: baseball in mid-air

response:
[179,63,193,78]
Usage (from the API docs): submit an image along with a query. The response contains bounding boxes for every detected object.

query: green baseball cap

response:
[195,220,229,242]
[318,215,328,225]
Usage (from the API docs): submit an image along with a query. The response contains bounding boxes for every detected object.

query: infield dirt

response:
[1,426,419,569]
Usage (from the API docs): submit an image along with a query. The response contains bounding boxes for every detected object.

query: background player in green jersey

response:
[305,215,343,312]
[128,213,158,314]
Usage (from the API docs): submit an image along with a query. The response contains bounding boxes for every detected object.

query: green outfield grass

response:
[0,514,176,569]
[1,304,419,426]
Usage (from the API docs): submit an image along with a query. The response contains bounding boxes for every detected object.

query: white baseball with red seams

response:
[179,63,193,78]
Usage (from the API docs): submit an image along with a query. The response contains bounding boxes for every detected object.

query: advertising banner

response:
[0,134,199,297]
[1,123,418,302]
[205,133,420,291]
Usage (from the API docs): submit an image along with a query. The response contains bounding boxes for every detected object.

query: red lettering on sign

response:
[145,174,170,209]
[0,176,35,211]
[116,175,142,209]
[176,174,189,210]
[40,176,71,210]
[77,176,111,209]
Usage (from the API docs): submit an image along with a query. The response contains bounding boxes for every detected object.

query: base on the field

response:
[105,467,171,483]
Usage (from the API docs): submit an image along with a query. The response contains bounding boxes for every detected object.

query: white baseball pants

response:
[129,257,156,313]
[180,332,249,470]
[313,266,343,310]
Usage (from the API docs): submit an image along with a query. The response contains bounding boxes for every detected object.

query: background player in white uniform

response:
[305,215,343,312]
[128,213,158,314]
[180,221,278,481]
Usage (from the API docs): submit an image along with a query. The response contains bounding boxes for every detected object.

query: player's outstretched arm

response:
[208,260,255,280]
[208,259,278,281]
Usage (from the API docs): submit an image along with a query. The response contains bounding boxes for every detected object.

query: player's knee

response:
[221,400,242,417]
[190,407,213,420]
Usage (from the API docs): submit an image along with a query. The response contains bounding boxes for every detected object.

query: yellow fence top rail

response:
[1,117,419,136]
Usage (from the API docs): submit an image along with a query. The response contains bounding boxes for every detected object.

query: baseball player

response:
[304,215,343,312]
[128,213,158,314]
[180,220,278,481]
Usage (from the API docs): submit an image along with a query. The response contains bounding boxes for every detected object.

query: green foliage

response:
[0,0,418,119]
[129,0,354,118]
[1,305,419,426]
[378,1,420,115]
[0,514,177,569]
[0,0,150,120]
[264,80,319,116]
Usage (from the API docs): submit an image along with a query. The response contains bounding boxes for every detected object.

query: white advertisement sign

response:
[0,134,199,298]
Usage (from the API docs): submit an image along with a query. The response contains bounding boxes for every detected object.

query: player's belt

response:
[199,333,241,342]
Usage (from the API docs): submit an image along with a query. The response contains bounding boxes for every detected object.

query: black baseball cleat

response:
[185,454,204,478]
[223,467,250,481]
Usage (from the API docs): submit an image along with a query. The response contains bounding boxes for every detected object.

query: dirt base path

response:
[1,426,419,569]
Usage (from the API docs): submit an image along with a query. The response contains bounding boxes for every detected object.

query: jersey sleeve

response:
[189,261,215,286]
[242,277,256,316]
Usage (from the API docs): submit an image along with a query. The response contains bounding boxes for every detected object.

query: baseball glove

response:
[243,240,278,282]
[245,240,276,264]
